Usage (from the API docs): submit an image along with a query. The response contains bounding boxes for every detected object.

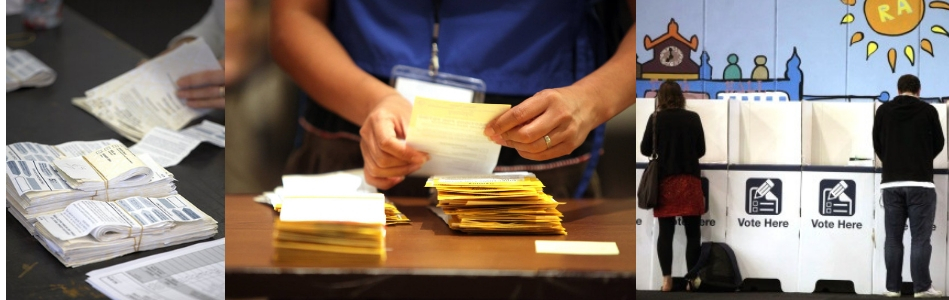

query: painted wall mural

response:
[635,0,949,102]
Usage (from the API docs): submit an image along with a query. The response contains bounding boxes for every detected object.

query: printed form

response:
[86,238,224,300]
[406,97,509,176]
[74,38,221,141]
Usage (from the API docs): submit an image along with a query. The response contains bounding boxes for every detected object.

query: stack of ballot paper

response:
[272,194,387,262]
[6,141,177,231]
[52,143,154,191]
[255,170,411,225]
[73,38,221,142]
[32,195,217,267]
[427,173,566,235]
[7,47,56,92]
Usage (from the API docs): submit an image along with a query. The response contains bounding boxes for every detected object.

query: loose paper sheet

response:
[76,38,221,141]
[86,238,224,300]
[6,47,56,92]
[534,240,620,255]
[406,97,509,176]
[179,120,225,147]
[129,127,201,167]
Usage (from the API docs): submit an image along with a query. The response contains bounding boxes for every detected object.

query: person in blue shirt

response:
[272,0,635,198]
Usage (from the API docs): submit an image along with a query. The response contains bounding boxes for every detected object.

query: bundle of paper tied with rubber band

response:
[426,172,566,235]
[255,171,410,225]
[5,140,177,230]
[272,193,387,262]
[31,195,217,267]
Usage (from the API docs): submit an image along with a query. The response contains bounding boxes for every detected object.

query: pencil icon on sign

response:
[820,179,855,217]
[755,179,774,199]
[746,178,782,215]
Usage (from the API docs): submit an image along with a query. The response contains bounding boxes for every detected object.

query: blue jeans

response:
[884,187,937,293]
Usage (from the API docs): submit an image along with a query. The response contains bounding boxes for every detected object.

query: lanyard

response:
[429,0,442,77]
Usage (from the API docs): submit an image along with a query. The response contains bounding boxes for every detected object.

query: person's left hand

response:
[483,87,598,161]
[176,61,225,109]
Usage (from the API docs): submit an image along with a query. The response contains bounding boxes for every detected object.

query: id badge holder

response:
[390,65,486,104]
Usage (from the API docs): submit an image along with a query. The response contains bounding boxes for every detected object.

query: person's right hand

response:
[360,95,429,190]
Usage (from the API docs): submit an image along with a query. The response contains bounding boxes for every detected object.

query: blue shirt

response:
[330,0,601,96]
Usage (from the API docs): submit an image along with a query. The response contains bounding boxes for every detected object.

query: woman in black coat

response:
[640,80,706,291]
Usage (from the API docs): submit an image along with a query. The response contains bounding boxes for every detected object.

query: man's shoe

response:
[915,286,944,298]
[883,290,900,297]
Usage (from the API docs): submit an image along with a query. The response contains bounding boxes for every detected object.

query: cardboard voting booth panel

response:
[687,100,729,164]
[636,98,655,163]
[871,173,948,294]
[798,169,874,293]
[726,166,802,292]
[646,165,728,284]
[635,98,729,164]
[635,167,657,290]
[802,102,874,166]
[729,101,802,165]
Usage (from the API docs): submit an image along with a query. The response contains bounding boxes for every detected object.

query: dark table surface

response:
[226,195,635,300]
[6,8,224,299]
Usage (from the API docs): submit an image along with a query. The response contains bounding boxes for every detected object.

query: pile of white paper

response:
[73,38,221,142]
[6,47,56,92]
[254,170,409,225]
[53,144,155,191]
[5,140,177,231]
[33,194,217,267]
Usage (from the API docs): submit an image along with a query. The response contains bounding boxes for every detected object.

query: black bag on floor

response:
[685,242,742,292]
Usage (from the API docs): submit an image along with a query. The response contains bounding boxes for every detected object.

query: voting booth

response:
[725,100,802,292]
[870,102,949,294]
[798,101,875,293]
[637,99,730,285]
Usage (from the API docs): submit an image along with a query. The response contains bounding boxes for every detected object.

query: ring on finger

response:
[544,135,551,150]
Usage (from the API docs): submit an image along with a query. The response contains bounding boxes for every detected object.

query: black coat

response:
[873,95,945,183]
[640,108,706,179]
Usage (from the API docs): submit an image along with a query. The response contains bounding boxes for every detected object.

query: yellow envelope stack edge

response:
[426,173,566,235]
[272,194,387,262]
[384,200,411,225]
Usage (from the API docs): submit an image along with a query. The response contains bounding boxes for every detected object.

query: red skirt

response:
[654,174,705,218]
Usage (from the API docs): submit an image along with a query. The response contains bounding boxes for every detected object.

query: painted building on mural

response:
[635,0,949,102]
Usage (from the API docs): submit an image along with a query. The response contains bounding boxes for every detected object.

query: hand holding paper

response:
[359,95,428,189]
[484,88,597,161]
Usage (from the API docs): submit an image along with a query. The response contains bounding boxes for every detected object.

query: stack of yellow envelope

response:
[426,173,566,235]
[384,199,411,225]
[272,194,387,262]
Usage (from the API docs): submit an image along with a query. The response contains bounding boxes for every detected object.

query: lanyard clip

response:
[428,42,440,77]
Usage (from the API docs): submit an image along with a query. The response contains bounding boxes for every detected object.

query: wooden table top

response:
[225,194,635,276]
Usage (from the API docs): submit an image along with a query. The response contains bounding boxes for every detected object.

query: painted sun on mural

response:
[842,0,949,72]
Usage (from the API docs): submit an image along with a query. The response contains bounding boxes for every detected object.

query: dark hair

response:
[898,74,921,94]
[657,80,685,110]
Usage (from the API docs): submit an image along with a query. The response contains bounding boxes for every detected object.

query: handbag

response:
[638,107,659,209]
